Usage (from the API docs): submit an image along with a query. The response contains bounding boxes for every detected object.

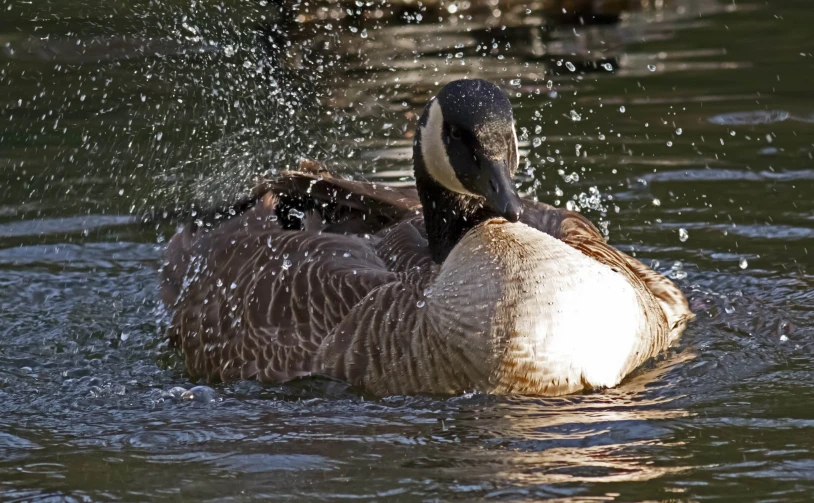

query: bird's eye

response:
[449,125,462,140]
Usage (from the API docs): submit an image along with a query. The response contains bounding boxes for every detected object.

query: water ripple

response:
[708,110,791,125]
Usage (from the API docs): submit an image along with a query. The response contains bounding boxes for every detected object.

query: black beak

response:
[475,159,523,222]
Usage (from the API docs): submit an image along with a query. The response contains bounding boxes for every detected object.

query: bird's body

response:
[160,79,693,396]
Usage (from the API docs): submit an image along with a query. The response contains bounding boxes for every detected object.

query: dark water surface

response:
[2,0,814,500]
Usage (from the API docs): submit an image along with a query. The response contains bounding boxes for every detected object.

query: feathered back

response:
[160,164,692,394]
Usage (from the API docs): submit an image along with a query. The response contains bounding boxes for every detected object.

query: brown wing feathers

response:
[164,207,400,383]
[160,164,428,383]
[260,170,421,233]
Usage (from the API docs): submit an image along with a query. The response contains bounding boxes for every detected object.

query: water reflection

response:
[0,0,760,218]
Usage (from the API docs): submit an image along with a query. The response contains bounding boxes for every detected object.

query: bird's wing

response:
[257,163,421,234]
[161,198,400,383]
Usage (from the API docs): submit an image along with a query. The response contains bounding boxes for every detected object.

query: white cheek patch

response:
[510,123,519,172]
[420,100,476,196]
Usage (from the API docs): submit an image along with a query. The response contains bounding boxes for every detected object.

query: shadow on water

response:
[1,0,814,500]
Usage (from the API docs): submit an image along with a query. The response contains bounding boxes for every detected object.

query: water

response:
[2,0,814,500]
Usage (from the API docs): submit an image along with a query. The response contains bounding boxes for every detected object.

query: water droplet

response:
[534,125,542,134]
[666,141,673,147]
[780,334,789,342]
[423,287,433,297]
[602,62,613,71]
[739,257,748,269]
[416,300,425,308]
[532,137,542,147]
[360,29,368,38]
[668,261,687,280]
[647,64,656,72]
[230,282,237,290]
[598,133,606,140]
[619,106,626,113]
[652,198,661,206]
[676,128,683,135]
[565,61,575,72]
[162,387,188,399]
[343,252,351,258]
[288,208,305,220]
[678,228,689,242]
[216,279,223,287]
[282,259,292,270]
[181,386,216,402]
[569,110,581,121]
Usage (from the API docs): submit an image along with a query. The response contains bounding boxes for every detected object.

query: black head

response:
[414,79,522,222]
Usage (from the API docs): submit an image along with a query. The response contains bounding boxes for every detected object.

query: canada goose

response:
[160,79,693,396]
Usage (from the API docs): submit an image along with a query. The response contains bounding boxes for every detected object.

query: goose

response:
[160,78,693,396]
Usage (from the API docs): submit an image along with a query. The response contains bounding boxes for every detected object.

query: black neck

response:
[413,146,494,263]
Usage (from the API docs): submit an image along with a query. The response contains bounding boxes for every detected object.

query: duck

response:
[159,78,693,397]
